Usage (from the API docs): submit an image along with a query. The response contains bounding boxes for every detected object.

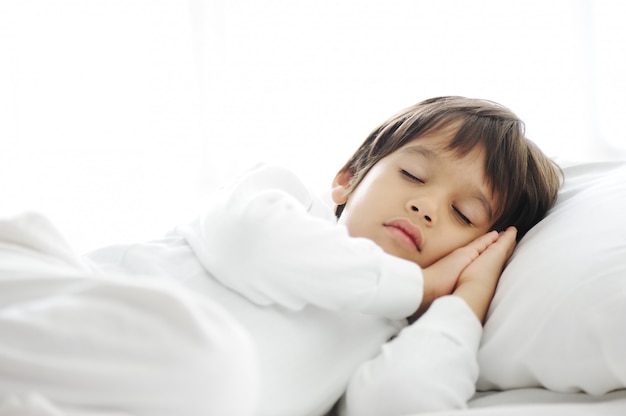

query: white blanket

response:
[0,212,258,416]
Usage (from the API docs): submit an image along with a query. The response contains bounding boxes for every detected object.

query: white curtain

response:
[1,0,625,252]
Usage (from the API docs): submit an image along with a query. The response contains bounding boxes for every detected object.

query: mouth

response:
[383,218,423,251]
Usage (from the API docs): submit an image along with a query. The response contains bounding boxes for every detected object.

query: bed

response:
[1,159,625,415]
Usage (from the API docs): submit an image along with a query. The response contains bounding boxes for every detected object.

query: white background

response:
[1,0,625,252]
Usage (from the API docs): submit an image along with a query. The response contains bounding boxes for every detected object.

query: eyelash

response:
[453,206,472,226]
[401,169,473,226]
[400,169,424,183]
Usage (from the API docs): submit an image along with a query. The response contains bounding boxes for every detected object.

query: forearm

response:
[179,165,422,318]
[341,296,482,416]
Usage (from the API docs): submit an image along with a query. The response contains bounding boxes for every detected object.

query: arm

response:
[177,164,422,320]
[341,296,482,416]
[340,227,518,416]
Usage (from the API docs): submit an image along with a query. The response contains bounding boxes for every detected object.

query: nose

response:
[407,199,436,224]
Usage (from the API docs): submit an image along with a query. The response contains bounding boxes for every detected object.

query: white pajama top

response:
[86,164,483,416]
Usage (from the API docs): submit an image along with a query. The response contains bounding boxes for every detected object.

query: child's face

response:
[332,130,498,268]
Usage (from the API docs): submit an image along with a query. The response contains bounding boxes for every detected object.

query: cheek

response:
[340,196,373,232]
[343,176,387,214]
[338,183,389,235]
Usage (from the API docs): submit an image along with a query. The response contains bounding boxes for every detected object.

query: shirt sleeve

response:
[176,164,423,321]
[340,295,483,416]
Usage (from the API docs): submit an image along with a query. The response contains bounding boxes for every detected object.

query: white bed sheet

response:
[423,388,626,416]
[3,389,626,416]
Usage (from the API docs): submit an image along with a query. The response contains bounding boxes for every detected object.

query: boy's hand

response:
[453,226,517,322]
[409,227,516,322]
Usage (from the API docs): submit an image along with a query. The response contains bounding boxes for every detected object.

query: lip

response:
[383,218,423,251]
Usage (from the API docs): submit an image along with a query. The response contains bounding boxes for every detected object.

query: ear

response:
[331,169,353,205]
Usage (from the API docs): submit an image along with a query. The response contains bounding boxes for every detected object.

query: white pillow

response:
[477,161,626,395]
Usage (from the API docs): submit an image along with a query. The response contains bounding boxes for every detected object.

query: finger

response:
[435,230,500,270]
[424,231,496,288]
[465,230,500,255]
[471,227,518,267]
[445,231,499,268]
[492,226,518,258]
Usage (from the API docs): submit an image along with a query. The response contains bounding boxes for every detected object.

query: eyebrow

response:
[401,144,495,223]
[401,145,438,161]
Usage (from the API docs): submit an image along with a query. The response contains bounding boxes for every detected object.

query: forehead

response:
[398,129,487,167]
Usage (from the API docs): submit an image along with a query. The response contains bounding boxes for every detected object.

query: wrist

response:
[452,281,497,323]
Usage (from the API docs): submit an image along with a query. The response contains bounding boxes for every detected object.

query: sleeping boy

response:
[86,96,561,416]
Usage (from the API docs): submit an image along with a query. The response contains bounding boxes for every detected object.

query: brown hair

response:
[336,96,562,240]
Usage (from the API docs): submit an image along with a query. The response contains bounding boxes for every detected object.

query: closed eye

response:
[453,206,472,225]
[400,169,424,184]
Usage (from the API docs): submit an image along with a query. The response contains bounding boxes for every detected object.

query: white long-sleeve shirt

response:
[87,164,483,416]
